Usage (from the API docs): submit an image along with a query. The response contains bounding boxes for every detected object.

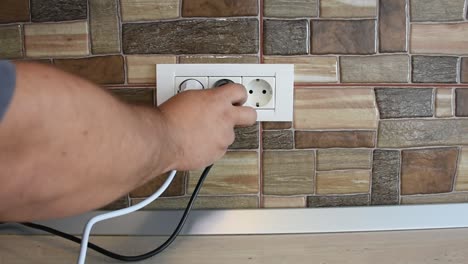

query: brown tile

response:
[401,148,458,195]
[121,0,179,22]
[263,151,315,195]
[127,56,177,84]
[410,0,465,22]
[311,20,375,54]
[340,55,409,83]
[262,122,292,130]
[316,170,370,194]
[375,88,433,118]
[0,0,29,23]
[411,23,468,55]
[0,25,23,59]
[307,194,369,207]
[296,131,376,148]
[436,89,453,117]
[230,124,259,150]
[263,56,337,83]
[264,20,308,55]
[371,150,400,205]
[379,119,468,148]
[320,0,377,18]
[130,172,185,198]
[317,149,372,171]
[123,19,258,54]
[138,196,259,210]
[263,130,293,149]
[294,88,378,129]
[179,56,259,64]
[462,58,468,83]
[455,148,468,191]
[109,89,154,105]
[100,196,129,210]
[401,193,468,205]
[182,0,257,17]
[412,56,458,83]
[24,21,89,58]
[54,56,124,85]
[188,152,258,195]
[89,0,120,54]
[264,0,318,18]
[456,89,468,117]
[379,0,406,52]
[31,0,87,22]
[263,196,306,208]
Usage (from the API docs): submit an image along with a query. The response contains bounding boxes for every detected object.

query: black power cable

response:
[5,165,213,262]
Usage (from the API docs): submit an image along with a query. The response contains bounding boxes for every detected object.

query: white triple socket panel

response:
[156,64,294,121]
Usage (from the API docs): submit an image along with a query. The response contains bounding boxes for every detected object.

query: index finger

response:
[214,83,248,106]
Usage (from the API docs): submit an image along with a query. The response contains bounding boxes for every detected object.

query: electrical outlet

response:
[156,64,294,121]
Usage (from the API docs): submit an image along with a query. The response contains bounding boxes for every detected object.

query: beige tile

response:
[179,55,259,64]
[456,148,468,191]
[0,25,23,59]
[189,152,259,195]
[401,192,468,205]
[320,0,377,18]
[24,21,89,58]
[436,89,453,117]
[411,23,468,55]
[263,151,315,195]
[294,88,378,129]
[263,196,306,208]
[340,55,409,83]
[316,170,370,194]
[264,0,318,18]
[264,56,337,83]
[317,149,372,171]
[127,56,177,84]
[135,196,259,210]
[89,0,120,54]
[121,0,179,21]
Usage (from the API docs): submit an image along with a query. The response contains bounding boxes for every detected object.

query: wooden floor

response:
[1,228,468,263]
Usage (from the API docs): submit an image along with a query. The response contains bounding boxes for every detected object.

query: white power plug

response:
[156,64,294,121]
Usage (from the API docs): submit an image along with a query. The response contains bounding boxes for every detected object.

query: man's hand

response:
[159,84,257,171]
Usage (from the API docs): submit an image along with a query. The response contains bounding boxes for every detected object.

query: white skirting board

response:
[2,204,468,236]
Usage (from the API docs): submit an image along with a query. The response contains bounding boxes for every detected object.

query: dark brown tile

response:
[0,0,29,23]
[182,0,258,17]
[89,0,121,54]
[263,130,293,149]
[31,0,87,22]
[295,131,376,148]
[401,148,458,195]
[379,0,406,52]
[100,196,129,210]
[109,89,154,105]
[130,172,186,198]
[54,56,125,85]
[229,124,259,149]
[412,56,458,83]
[311,20,375,54]
[0,25,23,59]
[462,58,468,83]
[371,150,400,205]
[123,19,259,55]
[375,88,433,118]
[262,122,292,130]
[264,19,308,55]
[456,89,468,117]
[307,194,369,207]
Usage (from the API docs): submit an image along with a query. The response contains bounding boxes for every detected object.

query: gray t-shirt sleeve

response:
[0,60,16,122]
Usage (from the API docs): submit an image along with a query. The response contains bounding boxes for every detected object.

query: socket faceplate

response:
[156,64,294,121]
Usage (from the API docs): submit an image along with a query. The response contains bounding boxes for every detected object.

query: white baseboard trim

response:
[2,204,468,236]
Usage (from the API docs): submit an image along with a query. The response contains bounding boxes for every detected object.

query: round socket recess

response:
[245,79,274,108]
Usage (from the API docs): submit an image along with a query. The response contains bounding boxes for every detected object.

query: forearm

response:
[0,62,177,221]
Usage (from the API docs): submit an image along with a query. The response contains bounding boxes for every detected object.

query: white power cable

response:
[77,170,177,264]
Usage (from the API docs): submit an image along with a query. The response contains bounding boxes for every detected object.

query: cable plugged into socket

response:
[242,77,275,109]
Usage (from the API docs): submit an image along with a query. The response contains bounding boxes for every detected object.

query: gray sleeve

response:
[0,60,16,122]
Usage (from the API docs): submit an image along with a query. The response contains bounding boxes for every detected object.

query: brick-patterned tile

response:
[263,56,337,83]
[121,0,179,22]
[179,55,259,64]
[109,89,154,105]
[316,170,370,194]
[317,149,372,171]
[340,55,409,83]
[263,130,293,149]
[401,193,468,205]
[295,131,376,148]
[139,196,259,209]
[379,0,406,52]
[410,0,465,22]
[263,196,306,208]
[182,0,258,17]
[89,0,120,54]
[401,148,458,195]
[436,89,453,117]
[264,0,317,17]
[371,150,400,205]
[307,194,369,207]
[455,148,468,191]
[456,89,468,117]
[127,56,176,84]
[31,0,87,22]
[320,0,376,18]
[230,124,259,150]
[130,172,185,198]
[412,56,458,83]
[0,0,29,23]
[411,23,468,54]
[264,20,308,55]
[375,88,433,118]
[262,122,292,130]
[462,58,468,83]
[0,25,23,59]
